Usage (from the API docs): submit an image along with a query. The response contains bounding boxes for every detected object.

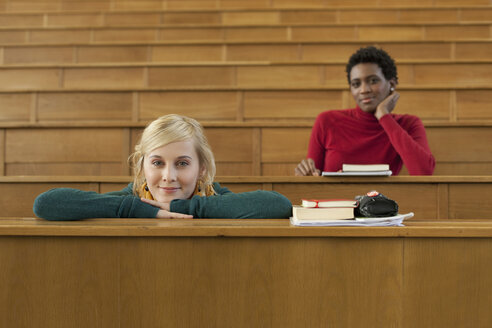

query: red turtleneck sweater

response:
[307,107,435,175]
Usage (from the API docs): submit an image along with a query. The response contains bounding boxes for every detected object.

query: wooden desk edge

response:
[1,218,492,238]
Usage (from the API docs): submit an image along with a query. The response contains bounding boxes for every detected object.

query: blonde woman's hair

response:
[129,114,216,197]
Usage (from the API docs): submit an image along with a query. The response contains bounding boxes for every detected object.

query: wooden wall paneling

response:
[398,9,459,23]
[218,182,264,193]
[394,90,450,120]
[161,12,221,25]
[4,2,59,11]
[5,163,126,176]
[261,127,310,167]
[0,30,27,44]
[77,45,149,63]
[379,42,453,60]
[437,183,449,220]
[368,0,434,6]
[222,11,280,25]
[29,29,92,44]
[252,127,261,175]
[425,25,490,40]
[301,44,363,61]
[426,127,492,164]
[118,237,402,327]
[166,0,220,9]
[93,28,158,42]
[338,10,399,23]
[0,14,43,27]
[434,0,490,6]
[37,92,134,121]
[448,184,492,219]
[0,236,120,327]
[0,182,99,217]
[455,42,492,60]
[121,128,131,175]
[147,66,235,88]
[104,13,161,26]
[158,27,223,41]
[290,26,356,41]
[433,163,492,176]
[219,0,271,9]
[46,13,103,27]
[100,182,132,193]
[63,67,145,89]
[272,182,439,219]
[224,27,287,41]
[61,1,111,11]
[138,91,238,121]
[111,1,163,10]
[358,26,424,41]
[5,128,127,176]
[270,0,326,7]
[226,44,299,61]
[324,64,348,85]
[279,10,337,24]
[0,129,4,176]
[262,162,297,176]
[3,46,75,65]
[456,90,492,120]
[414,64,492,86]
[206,127,253,162]
[242,90,342,120]
[460,8,492,21]
[215,162,254,176]
[403,238,492,327]
[0,68,60,90]
[0,93,31,122]
[151,45,223,62]
[237,65,322,87]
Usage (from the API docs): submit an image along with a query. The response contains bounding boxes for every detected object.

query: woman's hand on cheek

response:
[141,198,193,219]
[375,91,400,120]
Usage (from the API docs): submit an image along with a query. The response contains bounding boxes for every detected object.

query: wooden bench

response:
[2,175,492,219]
[1,217,491,327]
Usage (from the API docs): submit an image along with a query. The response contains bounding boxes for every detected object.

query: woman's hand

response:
[140,198,193,219]
[295,158,321,176]
[375,91,400,120]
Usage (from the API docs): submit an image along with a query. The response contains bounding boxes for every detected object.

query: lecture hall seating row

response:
[2,175,492,219]
[0,6,491,26]
[1,124,491,176]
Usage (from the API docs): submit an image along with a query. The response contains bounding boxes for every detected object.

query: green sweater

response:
[33,182,292,221]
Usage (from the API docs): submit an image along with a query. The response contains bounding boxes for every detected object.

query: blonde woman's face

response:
[143,140,201,203]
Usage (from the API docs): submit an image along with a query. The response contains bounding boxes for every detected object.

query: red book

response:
[302,199,358,208]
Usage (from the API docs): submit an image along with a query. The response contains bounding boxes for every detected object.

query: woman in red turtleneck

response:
[295,46,435,176]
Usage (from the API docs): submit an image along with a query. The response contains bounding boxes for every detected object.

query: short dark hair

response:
[346,46,398,85]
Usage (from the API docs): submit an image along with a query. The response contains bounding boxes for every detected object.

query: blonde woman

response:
[34,114,292,220]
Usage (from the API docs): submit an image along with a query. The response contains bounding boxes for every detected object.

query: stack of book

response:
[290,198,414,227]
[291,199,358,225]
[322,164,392,176]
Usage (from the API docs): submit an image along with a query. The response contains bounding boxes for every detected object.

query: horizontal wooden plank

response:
[427,127,492,162]
[5,163,126,176]
[63,67,145,88]
[151,45,223,61]
[5,128,126,163]
[243,90,342,119]
[147,66,235,87]
[0,182,98,217]
[0,93,31,121]
[37,92,133,121]
[77,46,149,64]
[139,91,238,121]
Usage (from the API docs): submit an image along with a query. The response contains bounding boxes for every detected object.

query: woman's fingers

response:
[156,209,193,219]
[295,159,319,176]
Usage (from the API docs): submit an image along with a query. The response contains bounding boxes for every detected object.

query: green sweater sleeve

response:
[33,183,159,221]
[170,183,292,219]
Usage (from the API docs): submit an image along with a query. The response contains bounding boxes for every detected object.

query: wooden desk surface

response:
[1,217,492,328]
[2,217,492,237]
